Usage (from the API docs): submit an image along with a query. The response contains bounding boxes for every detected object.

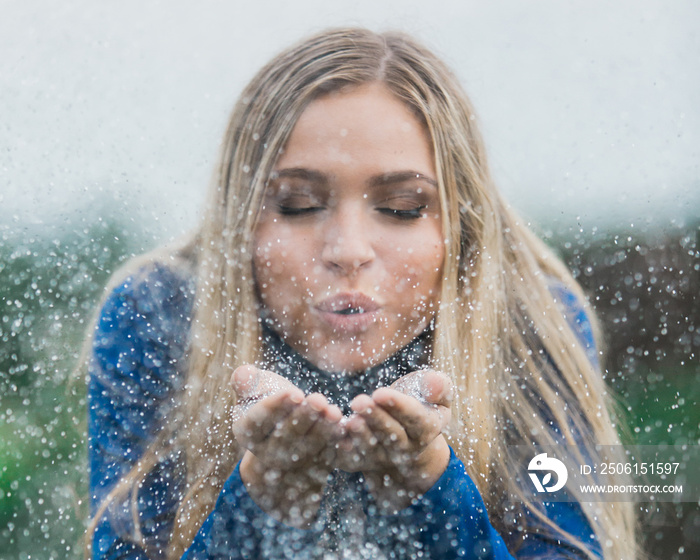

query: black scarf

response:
[260,325,432,415]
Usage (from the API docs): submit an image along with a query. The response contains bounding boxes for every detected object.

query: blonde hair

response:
[86,27,637,559]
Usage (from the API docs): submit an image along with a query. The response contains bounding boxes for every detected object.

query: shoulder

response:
[90,259,195,396]
[547,278,599,368]
[97,260,195,337]
[88,261,195,499]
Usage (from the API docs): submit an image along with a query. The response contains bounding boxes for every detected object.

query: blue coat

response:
[88,264,603,559]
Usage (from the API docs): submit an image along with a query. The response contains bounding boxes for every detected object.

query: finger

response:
[265,394,343,461]
[390,370,426,403]
[231,365,301,401]
[275,394,329,439]
[387,369,452,434]
[231,365,259,398]
[336,416,372,471]
[280,394,343,439]
[391,370,453,408]
[306,393,343,423]
[344,400,394,465]
[232,390,302,446]
[420,370,453,407]
[351,394,408,450]
[372,387,449,447]
[294,407,344,465]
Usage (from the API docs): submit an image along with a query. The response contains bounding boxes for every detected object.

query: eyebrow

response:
[367,171,438,189]
[269,168,328,185]
[270,168,438,189]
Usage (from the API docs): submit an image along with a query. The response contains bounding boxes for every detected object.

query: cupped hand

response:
[231,365,344,470]
[337,369,453,507]
[231,365,344,525]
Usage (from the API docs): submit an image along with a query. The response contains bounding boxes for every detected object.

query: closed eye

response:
[377,205,427,220]
[277,205,325,216]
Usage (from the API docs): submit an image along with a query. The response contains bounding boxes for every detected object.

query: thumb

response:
[231,365,260,398]
[420,370,453,407]
[391,369,452,407]
[231,365,300,400]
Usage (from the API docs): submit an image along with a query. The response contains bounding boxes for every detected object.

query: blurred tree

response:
[0,210,152,559]
[556,220,700,559]
[562,224,700,375]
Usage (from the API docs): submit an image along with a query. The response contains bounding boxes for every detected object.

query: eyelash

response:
[277,205,427,220]
[277,205,323,216]
[378,205,427,220]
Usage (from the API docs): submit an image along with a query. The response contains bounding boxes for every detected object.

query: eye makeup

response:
[265,168,439,221]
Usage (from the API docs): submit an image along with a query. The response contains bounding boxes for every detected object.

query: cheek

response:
[387,236,444,298]
[254,222,304,273]
[254,225,290,301]
[254,226,320,297]
[254,244,287,283]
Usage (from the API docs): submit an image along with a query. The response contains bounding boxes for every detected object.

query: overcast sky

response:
[2,0,698,240]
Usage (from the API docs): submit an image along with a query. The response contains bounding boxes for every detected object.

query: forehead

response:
[275,83,435,177]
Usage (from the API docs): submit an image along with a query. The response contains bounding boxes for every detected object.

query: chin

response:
[310,343,393,373]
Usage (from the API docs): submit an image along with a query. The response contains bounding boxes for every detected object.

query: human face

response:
[253,83,444,372]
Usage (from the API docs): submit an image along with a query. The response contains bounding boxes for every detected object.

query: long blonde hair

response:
[86,27,637,559]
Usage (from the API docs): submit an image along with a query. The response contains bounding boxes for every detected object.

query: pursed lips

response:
[314,292,381,332]
[315,292,380,313]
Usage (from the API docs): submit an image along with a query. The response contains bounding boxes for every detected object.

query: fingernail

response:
[289,390,304,404]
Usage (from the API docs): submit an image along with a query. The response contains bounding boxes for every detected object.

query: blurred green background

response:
[1,212,698,559]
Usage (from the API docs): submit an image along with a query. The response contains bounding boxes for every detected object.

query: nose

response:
[321,204,375,275]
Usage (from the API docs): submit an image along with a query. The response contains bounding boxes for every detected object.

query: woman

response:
[86,28,637,559]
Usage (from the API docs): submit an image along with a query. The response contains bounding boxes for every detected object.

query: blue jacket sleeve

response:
[549,281,600,370]
[89,267,191,558]
[364,449,513,559]
[365,448,601,559]
[89,267,322,559]
[182,464,324,559]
